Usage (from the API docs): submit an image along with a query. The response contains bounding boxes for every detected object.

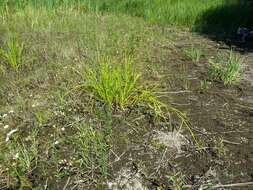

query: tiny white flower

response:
[25,137,30,141]
[61,127,65,131]
[32,104,36,108]
[9,110,14,114]
[4,125,9,129]
[54,141,59,145]
[2,114,7,118]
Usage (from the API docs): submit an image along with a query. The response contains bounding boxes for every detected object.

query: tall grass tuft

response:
[81,56,187,123]
[209,50,242,85]
[0,37,24,70]
[84,56,140,109]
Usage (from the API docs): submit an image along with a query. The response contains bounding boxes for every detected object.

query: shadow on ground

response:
[195,1,253,52]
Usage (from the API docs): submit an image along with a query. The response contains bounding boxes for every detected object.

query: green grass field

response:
[1,0,252,33]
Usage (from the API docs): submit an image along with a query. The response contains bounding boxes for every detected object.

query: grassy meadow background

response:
[1,0,252,34]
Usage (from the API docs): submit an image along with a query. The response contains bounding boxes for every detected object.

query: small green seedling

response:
[200,79,210,90]
[167,172,186,190]
[184,46,202,63]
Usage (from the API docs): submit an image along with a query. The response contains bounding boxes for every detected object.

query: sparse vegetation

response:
[0,130,39,189]
[0,1,252,190]
[76,121,111,176]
